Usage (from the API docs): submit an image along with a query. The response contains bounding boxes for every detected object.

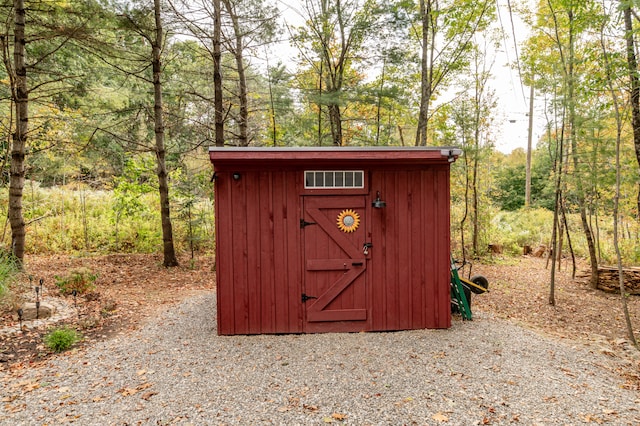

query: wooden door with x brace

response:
[301,195,369,333]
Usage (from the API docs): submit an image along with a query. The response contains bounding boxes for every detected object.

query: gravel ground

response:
[2,292,639,425]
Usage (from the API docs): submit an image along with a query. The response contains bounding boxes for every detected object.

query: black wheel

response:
[470,275,489,294]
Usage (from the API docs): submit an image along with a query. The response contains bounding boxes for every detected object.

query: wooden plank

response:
[410,171,426,329]
[272,171,290,332]
[371,172,389,330]
[231,175,250,334]
[286,173,303,332]
[306,207,361,259]
[396,170,411,330]
[215,174,235,335]
[307,308,367,322]
[385,172,400,330]
[433,168,451,328]
[306,259,354,271]
[244,173,262,334]
[259,172,276,333]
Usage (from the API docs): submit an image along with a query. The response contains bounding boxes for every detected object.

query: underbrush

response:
[0,250,22,312]
[0,182,215,256]
[490,208,639,264]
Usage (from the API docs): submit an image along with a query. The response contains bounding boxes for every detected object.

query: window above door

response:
[304,170,364,189]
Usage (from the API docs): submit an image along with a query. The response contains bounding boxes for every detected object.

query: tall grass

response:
[0,182,215,255]
[0,249,20,298]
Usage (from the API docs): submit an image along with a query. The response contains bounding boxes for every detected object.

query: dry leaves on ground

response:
[0,253,215,368]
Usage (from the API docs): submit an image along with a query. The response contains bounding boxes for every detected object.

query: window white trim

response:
[304,170,364,189]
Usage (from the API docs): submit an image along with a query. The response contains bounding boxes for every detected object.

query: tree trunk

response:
[153,0,178,267]
[623,4,640,217]
[601,18,638,347]
[9,0,27,265]
[223,0,248,146]
[416,0,432,146]
[328,101,342,146]
[525,83,534,208]
[213,0,224,147]
[375,58,386,145]
[265,55,277,146]
[567,9,598,288]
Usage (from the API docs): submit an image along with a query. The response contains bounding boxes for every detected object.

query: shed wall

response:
[369,166,451,330]
[215,170,303,335]
[213,153,454,335]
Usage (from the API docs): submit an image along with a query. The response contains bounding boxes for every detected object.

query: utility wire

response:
[504,0,528,108]
[496,0,519,104]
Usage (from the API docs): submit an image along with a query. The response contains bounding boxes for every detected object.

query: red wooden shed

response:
[209,147,462,335]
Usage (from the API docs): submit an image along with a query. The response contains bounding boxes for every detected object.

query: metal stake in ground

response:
[72,290,79,318]
[17,308,23,333]
[35,285,40,320]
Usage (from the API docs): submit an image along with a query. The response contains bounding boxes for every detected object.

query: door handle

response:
[352,262,363,266]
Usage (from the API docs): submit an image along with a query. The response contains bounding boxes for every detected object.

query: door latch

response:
[363,242,373,255]
[301,293,317,303]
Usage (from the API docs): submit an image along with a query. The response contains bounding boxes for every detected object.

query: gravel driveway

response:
[2,292,639,425]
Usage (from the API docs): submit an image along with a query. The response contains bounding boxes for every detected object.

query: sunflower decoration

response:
[336,209,360,233]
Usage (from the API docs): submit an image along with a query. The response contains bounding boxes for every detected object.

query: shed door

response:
[302,195,368,331]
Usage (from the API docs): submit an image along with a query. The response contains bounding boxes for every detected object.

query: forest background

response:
[0,0,639,292]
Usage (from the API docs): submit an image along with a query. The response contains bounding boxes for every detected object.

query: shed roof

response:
[209,146,462,168]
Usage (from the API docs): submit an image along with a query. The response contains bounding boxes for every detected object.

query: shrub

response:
[44,327,80,352]
[55,268,97,295]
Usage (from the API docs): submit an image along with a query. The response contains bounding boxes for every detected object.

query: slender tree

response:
[610,0,638,348]
[114,0,179,266]
[214,0,224,147]
[622,1,640,217]
[415,0,494,146]
[152,0,178,266]
[8,0,27,263]
[292,0,381,146]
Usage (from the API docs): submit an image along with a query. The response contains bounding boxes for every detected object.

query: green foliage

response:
[490,208,554,255]
[112,157,155,221]
[44,327,81,353]
[0,181,214,256]
[55,268,97,296]
[490,147,555,211]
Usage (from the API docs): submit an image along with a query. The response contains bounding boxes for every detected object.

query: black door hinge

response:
[300,219,317,228]
[301,293,317,303]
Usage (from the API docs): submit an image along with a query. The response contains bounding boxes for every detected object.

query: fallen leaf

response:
[141,391,157,401]
[331,412,346,421]
[119,387,138,397]
[432,412,448,422]
[4,403,26,413]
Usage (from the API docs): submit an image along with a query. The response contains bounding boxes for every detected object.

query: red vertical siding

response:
[211,147,457,334]
[369,167,451,331]
[215,170,303,335]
